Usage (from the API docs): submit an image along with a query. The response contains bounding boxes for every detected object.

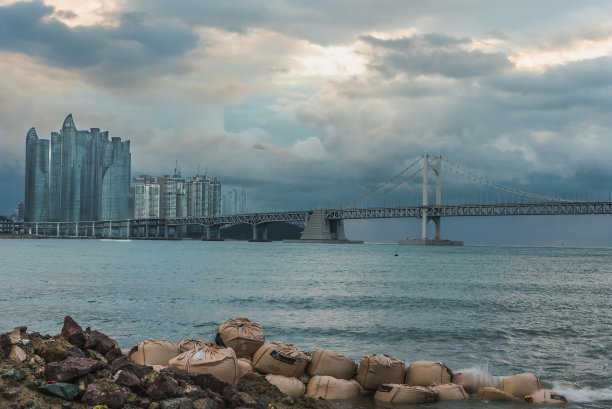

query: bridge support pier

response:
[284,209,362,243]
[250,223,270,241]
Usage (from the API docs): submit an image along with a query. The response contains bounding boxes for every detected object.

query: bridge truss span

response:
[429,201,612,217]
[166,210,311,226]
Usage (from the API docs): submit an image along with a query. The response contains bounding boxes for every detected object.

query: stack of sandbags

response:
[525,389,568,404]
[306,375,362,400]
[253,342,312,377]
[497,373,541,398]
[374,384,438,404]
[452,369,496,394]
[307,349,358,380]
[405,360,452,386]
[355,354,405,390]
[430,383,469,400]
[129,339,179,366]
[176,338,213,353]
[168,344,240,385]
[265,374,306,398]
[216,317,265,358]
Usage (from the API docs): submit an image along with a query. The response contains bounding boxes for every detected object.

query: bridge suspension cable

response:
[336,155,423,208]
[442,158,566,202]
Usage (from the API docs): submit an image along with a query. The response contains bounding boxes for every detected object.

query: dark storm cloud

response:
[0,1,198,76]
[361,34,512,78]
[129,0,612,46]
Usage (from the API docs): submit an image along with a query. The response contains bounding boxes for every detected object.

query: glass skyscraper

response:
[25,114,131,222]
[24,127,49,222]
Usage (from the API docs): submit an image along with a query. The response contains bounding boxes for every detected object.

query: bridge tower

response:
[400,152,462,245]
[421,152,442,240]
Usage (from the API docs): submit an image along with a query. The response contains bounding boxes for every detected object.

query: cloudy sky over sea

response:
[1,1,611,244]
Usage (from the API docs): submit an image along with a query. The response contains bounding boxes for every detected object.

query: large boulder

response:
[110,355,152,378]
[38,382,80,400]
[84,330,116,355]
[45,356,100,381]
[146,372,179,401]
[60,316,87,349]
[81,379,130,409]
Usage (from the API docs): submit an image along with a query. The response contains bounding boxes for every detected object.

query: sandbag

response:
[306,375,361,400]
[374,384,438,404]
[430,383,469,400]
[307,349,358,380]
[356,354,405,391]
[176,338,213,353]
[477,386,518,402]
[238,358,254,377]
[129,339,179,366]
[525,389,568,404]
[216,317,265,358]
[452,370,496,394]
[168,345,240,385]
[497,373,541,398]
[265,374,306,398]
[252,342,311,377]
[405,360,452,386]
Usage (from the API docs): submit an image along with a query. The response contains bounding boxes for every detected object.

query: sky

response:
[1,0,611,245]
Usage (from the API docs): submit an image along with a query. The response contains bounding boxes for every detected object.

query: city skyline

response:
[1,1,611,244]
[24,113,131,222]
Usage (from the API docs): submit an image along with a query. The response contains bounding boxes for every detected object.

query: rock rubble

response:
[0,316,332,409]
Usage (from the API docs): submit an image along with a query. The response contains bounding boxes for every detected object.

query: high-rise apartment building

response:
[25,114,131,222]
[134,173,221,219]
[24,128,49,222]
[222,188,247,215]
[133,176,160,218]
[185,175,221,217]
[158,172,187,218]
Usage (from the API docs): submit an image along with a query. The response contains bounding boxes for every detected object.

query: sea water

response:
[1,239,610,408]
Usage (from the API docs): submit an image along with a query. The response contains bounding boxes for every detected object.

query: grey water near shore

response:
[1,239,611,408]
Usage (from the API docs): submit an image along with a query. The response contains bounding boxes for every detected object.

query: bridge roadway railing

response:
[328,200,612,219]
[165,210,311,226]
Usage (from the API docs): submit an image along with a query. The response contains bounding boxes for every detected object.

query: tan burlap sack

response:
[252,342,311,377]
[307,349,358,380]
[216,317,265,358]
[451,370,496,394]
[306,376,361,400]
[176,338,213,354]
[265,374,306,398]
[129,339,179,366]
[237,358,254,377]
[168,345,240,385]
[355,354,405,390]
[477,386,518,402]
[430,383,469,400]
[497,373,541,398]
[525,389,568,404]
[374,384,438,404]
[405,360,452,386]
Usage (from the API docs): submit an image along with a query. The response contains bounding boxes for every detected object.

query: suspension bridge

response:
[2,153,611,244]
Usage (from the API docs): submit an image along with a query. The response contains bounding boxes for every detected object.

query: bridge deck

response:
[2,201,610,236]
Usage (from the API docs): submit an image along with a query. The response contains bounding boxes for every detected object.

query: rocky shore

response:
[0,317,335,409]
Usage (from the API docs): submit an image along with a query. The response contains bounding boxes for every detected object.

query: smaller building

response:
[133,176,160,219]
[222,189,247,215]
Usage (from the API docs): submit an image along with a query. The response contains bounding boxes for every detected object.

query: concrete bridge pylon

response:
[400,152,463,246]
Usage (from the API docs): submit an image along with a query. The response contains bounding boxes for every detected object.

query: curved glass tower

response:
[24,127,49,222]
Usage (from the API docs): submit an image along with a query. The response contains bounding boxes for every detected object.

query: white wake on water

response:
[552,383,612,403]
[457,365,612,403]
